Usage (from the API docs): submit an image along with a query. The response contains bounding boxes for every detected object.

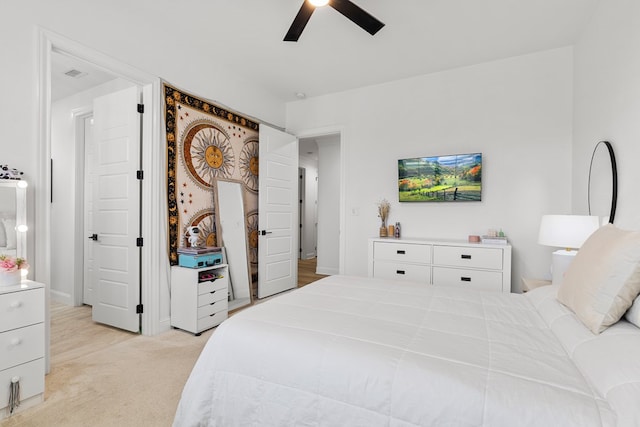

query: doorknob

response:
[88,234,98,241]
[259,230,272,236]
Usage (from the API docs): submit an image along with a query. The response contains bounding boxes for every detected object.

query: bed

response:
[173,225,640,427]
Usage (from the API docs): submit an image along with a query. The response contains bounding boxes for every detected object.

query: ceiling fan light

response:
[309,0,329,7]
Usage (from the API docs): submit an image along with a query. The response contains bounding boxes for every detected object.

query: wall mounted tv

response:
[398,153,482,202]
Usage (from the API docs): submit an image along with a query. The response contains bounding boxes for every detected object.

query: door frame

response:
[293,127,346,275]
[72,108,93,306]
[37,29,166,338]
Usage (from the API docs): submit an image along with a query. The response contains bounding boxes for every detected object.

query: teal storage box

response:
[178,252,223,268]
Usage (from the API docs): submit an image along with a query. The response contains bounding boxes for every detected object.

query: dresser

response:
[368,237,512,293]
[0,281,45,418]
[171,265,229,335]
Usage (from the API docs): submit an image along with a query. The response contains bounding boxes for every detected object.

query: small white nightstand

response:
[521,277,552,293]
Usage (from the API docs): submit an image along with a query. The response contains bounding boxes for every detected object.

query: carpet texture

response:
[2,321,213,427]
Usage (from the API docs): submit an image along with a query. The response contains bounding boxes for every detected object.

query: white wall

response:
[286,48,575,291]
[572,0,640,230]
[299,153,318,260]
[316,140,340,275]
[50,78,134,304]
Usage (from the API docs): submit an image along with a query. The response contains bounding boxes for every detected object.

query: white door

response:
[258,125,299,298]
[90,86,141,332]
[83,115,95,305]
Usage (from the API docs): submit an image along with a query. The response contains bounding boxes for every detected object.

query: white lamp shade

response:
[538,215,600,249]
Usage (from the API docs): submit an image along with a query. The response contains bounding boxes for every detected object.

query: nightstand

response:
[521,277,552,293]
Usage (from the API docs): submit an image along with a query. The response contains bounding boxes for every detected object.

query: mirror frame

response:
[0,180,28,260]
[213,177,253,311]
[588,140,618,224]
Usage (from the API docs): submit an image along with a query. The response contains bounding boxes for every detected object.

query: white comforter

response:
[174,275,639,426]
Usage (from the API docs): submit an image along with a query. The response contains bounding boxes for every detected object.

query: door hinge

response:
[137,104,144,114]
[137,170,144,180]
[136,237,144,247]
[136,304,144,314]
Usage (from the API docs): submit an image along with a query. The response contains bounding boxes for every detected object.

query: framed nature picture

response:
[398,153,482,202]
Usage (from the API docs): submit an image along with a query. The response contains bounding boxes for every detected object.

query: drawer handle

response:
[209,301,217,306]
[397,250,406,255]
[10,301,22,309]
[210,290,217,294]
[396,270,406,275]
[10,338,22,346]
[461,277,471,282]
[209,313,217,317]
[461,254,472,259]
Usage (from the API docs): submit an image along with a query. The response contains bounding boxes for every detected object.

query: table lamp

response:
[538,215,600,285]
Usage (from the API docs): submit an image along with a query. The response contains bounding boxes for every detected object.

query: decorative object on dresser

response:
[0,255,29,287]
[170,264,229,336]
[1,281,45,418]
[376,198,390,237]
[368,237,512,292]
[177,246,223,269]
[538,214,600,286]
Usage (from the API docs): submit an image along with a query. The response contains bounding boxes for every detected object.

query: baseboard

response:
[154,317,172,336]
[49,290,73,306]
[315,266,338,275]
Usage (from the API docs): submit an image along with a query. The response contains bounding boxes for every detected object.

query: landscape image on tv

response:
[398,153,482,202]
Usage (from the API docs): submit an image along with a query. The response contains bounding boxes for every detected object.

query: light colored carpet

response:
[1,304,214,427]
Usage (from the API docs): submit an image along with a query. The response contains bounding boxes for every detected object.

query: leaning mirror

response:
[214,178,253,311]
[0,180,28,260]
[588,141,618,224]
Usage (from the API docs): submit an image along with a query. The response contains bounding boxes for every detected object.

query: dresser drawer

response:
[433,267,503,292]
[373,261,430,283]
[198,278,228,295]
[0,288,45,333]
[198,287,228,306]
[433,246,503,270]
[197,310,228,331]
[0,323,45,371]
[197,297,228,319]
[0,358,45,410]
[374,242,431,264]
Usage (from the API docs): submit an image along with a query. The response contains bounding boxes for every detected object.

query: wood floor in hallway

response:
[298,257,328,287]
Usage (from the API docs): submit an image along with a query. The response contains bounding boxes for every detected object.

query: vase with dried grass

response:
[377,199,390,237]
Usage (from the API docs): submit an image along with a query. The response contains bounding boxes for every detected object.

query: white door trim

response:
[290,126,346,275]
[37,29,167,339]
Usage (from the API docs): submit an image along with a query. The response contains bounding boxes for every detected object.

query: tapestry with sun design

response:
[164,84,260,275]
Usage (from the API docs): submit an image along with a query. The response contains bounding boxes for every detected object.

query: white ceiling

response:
[51,0,599,103]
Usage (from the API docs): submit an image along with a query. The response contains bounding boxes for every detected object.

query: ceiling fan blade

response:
[329,0,385,36]
[284,1,316,42]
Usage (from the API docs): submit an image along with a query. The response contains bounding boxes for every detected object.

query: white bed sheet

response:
[174,275,639,427]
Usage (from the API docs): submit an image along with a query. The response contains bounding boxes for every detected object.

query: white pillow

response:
[557,224,640,334]
[2,219,16,250]
[626,296,640,328]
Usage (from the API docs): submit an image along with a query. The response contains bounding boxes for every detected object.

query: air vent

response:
[64,69,86,78]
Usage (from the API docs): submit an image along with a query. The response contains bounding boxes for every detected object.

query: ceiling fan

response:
[284,0,385,42]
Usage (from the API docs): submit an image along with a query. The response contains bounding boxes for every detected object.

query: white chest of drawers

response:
[368,238,512,293]
[171,265,229,335]
[0,281,45,418]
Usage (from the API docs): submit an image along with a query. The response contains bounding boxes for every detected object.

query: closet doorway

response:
[298,133,341,278]
[50,51,145,333]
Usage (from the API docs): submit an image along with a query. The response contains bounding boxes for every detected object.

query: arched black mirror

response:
[588,140,618,224]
